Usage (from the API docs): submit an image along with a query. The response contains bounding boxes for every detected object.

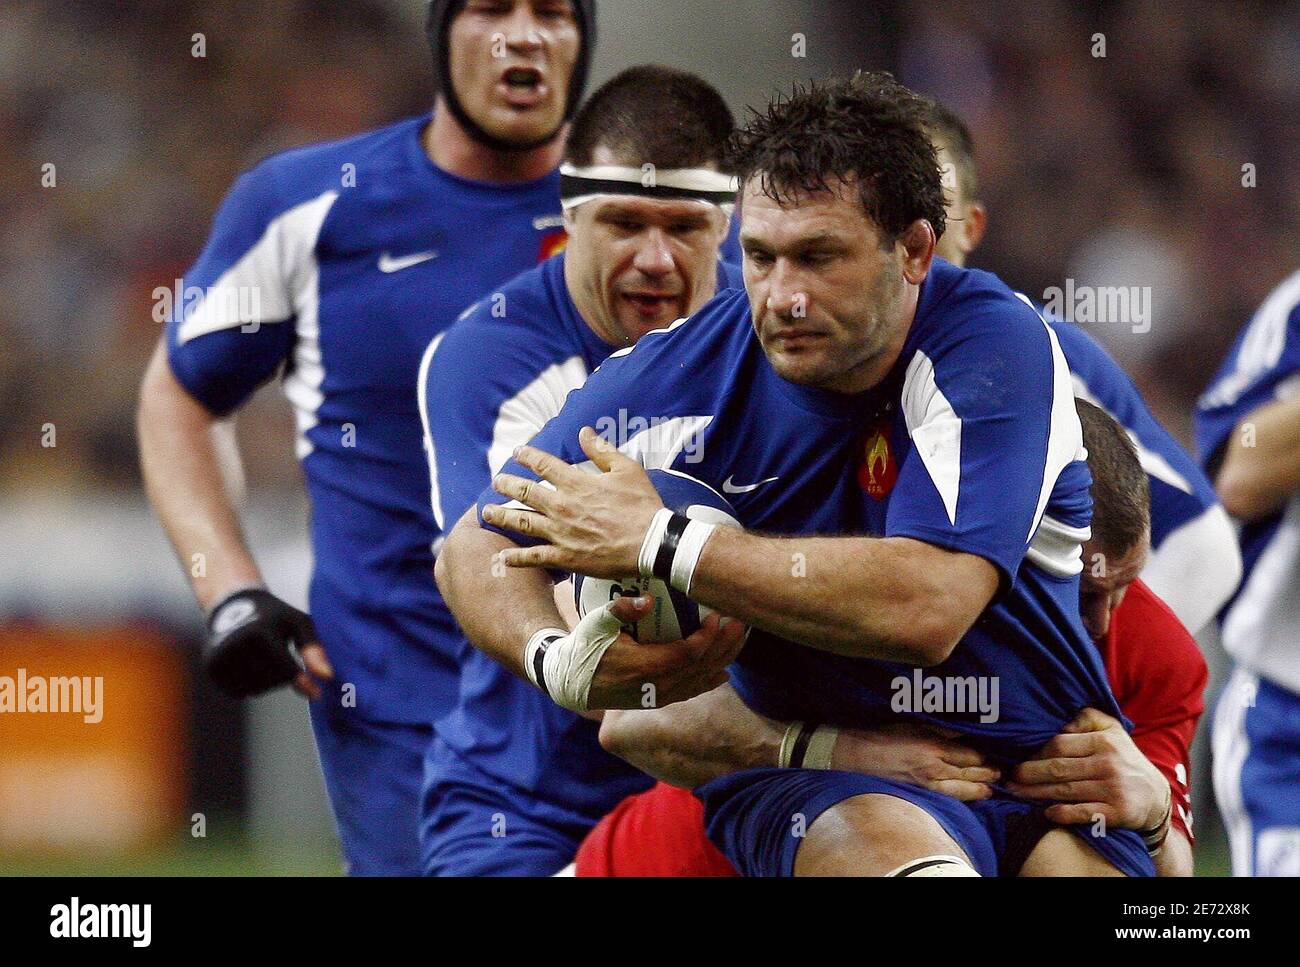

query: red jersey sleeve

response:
[1101,578,1209,842]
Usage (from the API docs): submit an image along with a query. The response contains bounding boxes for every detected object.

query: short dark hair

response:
[921,97,979,203]
[1076,399,1150,556]
[726,72,947,244]
[565,65,734,170]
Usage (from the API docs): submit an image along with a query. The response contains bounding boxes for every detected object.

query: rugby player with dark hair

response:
[437,73,1157,875]
[139,0,595,874]
[417,64,744,876]
[574,401,1203,877]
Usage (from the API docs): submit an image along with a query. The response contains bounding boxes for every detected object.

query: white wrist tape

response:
[637,508,717,594]
[637,509,675,579]
[671,518,716,595]
[523,627,566,692]
[522,604,628,712]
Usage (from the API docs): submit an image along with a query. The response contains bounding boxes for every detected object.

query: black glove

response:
[204,588,319,698]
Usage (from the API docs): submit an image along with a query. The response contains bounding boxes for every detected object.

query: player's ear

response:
[961,202,988,256]
[898,219,936,285]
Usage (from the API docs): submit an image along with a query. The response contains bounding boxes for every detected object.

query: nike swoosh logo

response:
[722,474,780,494]
[532,214,565,231]
[378,250,438,273]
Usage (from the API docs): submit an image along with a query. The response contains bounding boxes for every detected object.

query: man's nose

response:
[631,230,674,276]
[765,260,805,317]
[503,7,545,52]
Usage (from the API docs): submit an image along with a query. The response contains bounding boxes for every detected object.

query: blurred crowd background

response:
[2,0,1297,873]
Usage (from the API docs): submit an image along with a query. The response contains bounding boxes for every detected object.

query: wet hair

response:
[726,72,947,243]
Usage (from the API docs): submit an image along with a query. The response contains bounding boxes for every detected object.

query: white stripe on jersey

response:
[1200,268,1300,410]
[1138,503,1241,635]
[900,349,962,526]
[486,357,590,484]
[177,190,339,345]
[1222,493,1300,694]
[1030,316,1091,544]
[606,316,690,360]
[280,195,338,459]
[1025,514,1089,578]
[495,415,716,516]
[417,332,447,531]
[1212,667,1257,876]
[618,415,715,470]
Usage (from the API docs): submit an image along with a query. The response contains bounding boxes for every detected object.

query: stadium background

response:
[2,0,1296,875]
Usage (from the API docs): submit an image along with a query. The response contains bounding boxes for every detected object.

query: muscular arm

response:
[1215,393,1300,521]
[689,528,1000,666]
[434,508,570,683]
[487,430,1001,668]
[599,684,783,788]
[600,683,1000,796]
[137,340,262,610]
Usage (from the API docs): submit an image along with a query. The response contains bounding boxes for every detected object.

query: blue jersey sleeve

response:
[1195,286,1300,471]
[420,308,586,533]
[472,320,698,546]
[1051,318,1220,541]
[165,161,335,415]
[886,303,1087,587]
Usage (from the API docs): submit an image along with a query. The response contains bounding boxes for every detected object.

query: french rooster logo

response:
[858,425,897,499]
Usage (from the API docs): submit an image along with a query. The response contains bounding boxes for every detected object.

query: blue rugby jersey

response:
[166,114,567,723]
[1195,269,1300,695]
[1049,319,1238,633]
[479,258,1125,763]
[419,253,743,819]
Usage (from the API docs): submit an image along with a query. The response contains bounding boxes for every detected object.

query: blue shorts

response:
[1213,666,1300,876]
[697,768,1155,877]
[420,738,593,876]
[308,682,431,876]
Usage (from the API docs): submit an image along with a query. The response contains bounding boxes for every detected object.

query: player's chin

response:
[766,347,833,385]
[481,103,565,145]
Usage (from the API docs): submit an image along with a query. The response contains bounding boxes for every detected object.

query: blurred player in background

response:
[921,100,1240,636]
[417,65,742,876]
[438,73,1152,876]
[137,0,596,874]
[581,401,1205,876]
[1196,269,1300,876]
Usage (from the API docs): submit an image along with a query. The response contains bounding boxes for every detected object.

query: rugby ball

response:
[573,469,740,642]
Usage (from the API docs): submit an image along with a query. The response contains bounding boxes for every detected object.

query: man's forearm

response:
[435,510,568,681]
[137,342,262,611]
[1217,393,1300,521]
[688,528,997,665]
[599,683,783,788]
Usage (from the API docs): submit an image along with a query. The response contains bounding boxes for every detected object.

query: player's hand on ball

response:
[1004,707,1169,830]
[485,427,664,578]
[205,588,335,700]
[833,722,999,801]
[585,595,747,710]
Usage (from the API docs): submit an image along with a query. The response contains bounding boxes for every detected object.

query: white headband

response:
[559,162,739,213]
